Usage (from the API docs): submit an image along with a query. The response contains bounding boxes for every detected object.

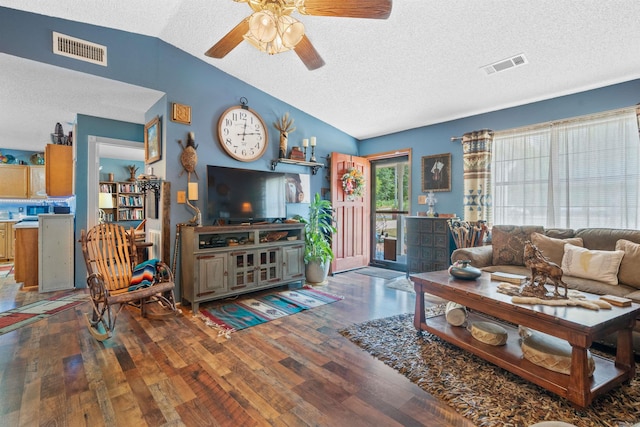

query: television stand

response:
[180,223,305,314]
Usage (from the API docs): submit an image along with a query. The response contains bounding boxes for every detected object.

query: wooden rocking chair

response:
[80,223,178,341]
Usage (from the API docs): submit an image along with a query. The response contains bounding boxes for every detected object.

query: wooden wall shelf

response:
[270,158,324,175]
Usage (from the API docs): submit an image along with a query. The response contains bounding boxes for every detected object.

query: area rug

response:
[385,276,415,293]
[339,312,640,427]
[0,292,88,335]
[353,267,405,280]
[199,287,343,338]
[0,263,14,278]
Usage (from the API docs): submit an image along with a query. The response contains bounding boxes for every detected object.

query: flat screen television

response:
[206,165,286,224]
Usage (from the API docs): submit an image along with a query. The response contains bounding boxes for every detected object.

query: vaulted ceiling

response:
[1,0,640,153]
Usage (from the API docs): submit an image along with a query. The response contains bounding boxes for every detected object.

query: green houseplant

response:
[300,193,337,284]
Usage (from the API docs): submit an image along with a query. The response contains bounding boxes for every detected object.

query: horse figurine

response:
[523,241,568,299]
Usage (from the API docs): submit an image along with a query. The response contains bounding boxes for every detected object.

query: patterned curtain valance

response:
[461,129,493,223]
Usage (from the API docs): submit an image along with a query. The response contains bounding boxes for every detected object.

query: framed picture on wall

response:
[145,116,161,164]
[171,103,191,125]
[422,153,451,192]
[285,173,311,203]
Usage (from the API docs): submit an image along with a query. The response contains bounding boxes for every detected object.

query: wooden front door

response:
[331,152,371,273]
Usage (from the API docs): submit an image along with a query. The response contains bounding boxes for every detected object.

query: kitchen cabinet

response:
[0,165,29,198]
[29,166,46,199]
[0,224,5,260]
[0,221,17,261]
[0,164,55,199]
[45,144,73,197]
[14,222,38,289]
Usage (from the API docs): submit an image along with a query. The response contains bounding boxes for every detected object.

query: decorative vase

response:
[279,132,288,159]
[448,260,482,280]
[305,260,330,284]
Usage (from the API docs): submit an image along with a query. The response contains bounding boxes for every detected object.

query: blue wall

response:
[359,79,640,216]
[100,158,145,183]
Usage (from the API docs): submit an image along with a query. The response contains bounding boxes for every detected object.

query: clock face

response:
[217,106,269,162]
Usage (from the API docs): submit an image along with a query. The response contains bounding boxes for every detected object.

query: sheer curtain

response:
[493,108,640,229]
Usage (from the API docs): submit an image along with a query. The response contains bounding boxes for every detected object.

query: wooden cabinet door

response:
[257,247,282,284]
[8,222,15,259]
[0,224,6,260]
[196,254,228,300]
[29,166,47,198]
[45,144,73,197]
[0,165,28,198]
[282,244,304,281]
[228,250,258,292]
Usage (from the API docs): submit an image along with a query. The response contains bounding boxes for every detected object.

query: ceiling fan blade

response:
[205,19,250,58]
[301,0,392,19]
[294,35,325,70]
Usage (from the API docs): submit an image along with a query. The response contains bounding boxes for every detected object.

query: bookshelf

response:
[99,181,145,223]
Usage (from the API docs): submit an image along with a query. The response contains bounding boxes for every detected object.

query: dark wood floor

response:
[0,270,474,427]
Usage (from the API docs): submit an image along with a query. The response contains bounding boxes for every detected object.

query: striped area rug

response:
[199,287,343,337]
[0,263,13,278]
[0,293,88,335]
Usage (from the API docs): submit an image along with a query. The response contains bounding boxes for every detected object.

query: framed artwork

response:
[285,173,310,203]
[145,116,161,164]
[171,103,191,125]
[422,153,451,192]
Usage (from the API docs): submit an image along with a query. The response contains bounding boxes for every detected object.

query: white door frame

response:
[87,136,144,229]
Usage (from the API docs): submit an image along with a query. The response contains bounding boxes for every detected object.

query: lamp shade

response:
[248,11,278,43]
[99,193,114,209]
[279,15,304,48]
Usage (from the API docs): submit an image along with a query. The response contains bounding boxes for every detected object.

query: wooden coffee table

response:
[411,270,640,408]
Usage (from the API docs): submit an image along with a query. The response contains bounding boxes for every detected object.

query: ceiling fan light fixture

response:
[244,10,305,54]
[248,10,278,42]
[279,15,304,48]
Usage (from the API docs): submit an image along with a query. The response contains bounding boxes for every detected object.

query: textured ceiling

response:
[1,0,640,154]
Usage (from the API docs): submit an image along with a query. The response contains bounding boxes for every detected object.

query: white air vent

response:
[482,53,527,75]
[52,31,107,66]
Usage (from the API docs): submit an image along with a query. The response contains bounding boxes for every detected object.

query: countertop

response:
[13,221,39,229]
[0,219,19,223]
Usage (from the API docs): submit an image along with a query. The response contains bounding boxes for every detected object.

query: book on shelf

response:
[490,271,527,285]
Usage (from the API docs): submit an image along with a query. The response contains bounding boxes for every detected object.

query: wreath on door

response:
[341,167,365,197]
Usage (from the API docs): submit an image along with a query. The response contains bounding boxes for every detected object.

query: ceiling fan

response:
[205,0,392,70]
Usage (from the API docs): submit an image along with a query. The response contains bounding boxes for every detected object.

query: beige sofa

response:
[451,225,640,301]
[451,225,640,351]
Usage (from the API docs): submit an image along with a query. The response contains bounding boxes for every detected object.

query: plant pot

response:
[305,260,330,284]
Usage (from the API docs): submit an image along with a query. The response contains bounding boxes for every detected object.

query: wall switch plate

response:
[418,195,427,205]
[177,191,186,204]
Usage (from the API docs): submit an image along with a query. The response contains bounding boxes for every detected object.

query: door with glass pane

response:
[369,155,410,271]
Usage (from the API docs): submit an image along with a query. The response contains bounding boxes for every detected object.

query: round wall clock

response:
[217,100,268,162]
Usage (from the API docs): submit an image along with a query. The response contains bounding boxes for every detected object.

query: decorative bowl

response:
[448,260,482,280]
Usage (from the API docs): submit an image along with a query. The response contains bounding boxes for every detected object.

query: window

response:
[493,108,640,229]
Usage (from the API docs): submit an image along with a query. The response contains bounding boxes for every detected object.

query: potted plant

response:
[299,193,337,284]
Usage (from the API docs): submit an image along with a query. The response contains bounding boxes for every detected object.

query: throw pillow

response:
[530,232,583,266]
[615,239,640,289]
[561,244,624,285]
[492,225,544,266]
